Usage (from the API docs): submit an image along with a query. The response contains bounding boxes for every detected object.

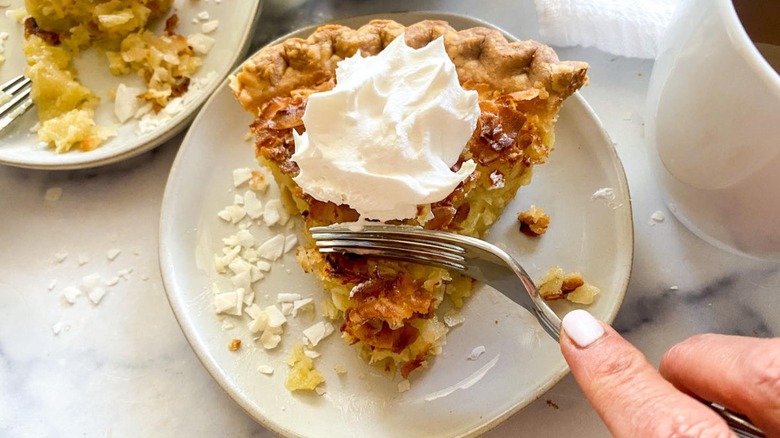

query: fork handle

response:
[705,402,765,437]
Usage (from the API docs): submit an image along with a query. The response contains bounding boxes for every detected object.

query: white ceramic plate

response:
[160,12,633,438]
[0,0,261,170]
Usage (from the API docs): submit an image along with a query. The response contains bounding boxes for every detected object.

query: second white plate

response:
[160,12,633,438]
[0,0,261,170]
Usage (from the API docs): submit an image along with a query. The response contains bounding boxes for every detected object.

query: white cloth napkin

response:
[534,0,681,59]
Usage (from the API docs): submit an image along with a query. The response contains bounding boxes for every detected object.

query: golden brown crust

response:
[231,19,588,114]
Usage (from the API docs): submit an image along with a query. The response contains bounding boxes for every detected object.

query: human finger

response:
[560,309,733,438]
[660,333,780,434]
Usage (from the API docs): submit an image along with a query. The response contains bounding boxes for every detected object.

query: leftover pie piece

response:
[231,19,588,378]
[21,0,201,152]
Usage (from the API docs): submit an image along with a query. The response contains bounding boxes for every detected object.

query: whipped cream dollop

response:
[291,34,480,222]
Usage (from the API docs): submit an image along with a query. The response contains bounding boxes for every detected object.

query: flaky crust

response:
[231,19,588,114]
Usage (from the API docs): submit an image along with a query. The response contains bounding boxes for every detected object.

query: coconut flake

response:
[283,234,298,254]
[233,168,252,187]
[187,33,215,55]
[263,200,282,226]
[650,210,665,223]
[230,270,251,290]
[277,293,302,303]
[114,84,143,123]
[52,321,64,335]
[260,329,281,349]
[245,303,262,320]
[292,298,313,317]
[88,287,107,305]
[304,349,320,359]
[256,235,285,261]
[62,286,81,305]
[303,321,335,347]
[214,292,238,314]
[264,305,287,328]
[236,229,255,248]
[106,248,121,261]
[202,20,219,33]
[248,311,268,333]
[244,191,263,219]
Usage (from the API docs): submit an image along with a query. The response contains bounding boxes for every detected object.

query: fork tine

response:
[1,75,29,93]
[312,233,466,256]
[0,75,33,132]
[315,238,467,264]
[317,246,466,272]
[310,226,467,253]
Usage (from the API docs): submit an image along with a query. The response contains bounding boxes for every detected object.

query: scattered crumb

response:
[54,252,68,263]
[538,266,600,304]
[248,171,269,192]
[62,286,80,305]
[117,267,134,280]
[398,380,411,393]
[650,210,665,225]
[591,187,614,200]
[517,205,550,236]
[77,253,89,266]
[44,187,63,202]
[546,399,559,410]
[233,168,252,187]
[334,365,347,375]
[51,321,64,335]
[201,20,219,34]
[443,309,465,327]
[258,365,274,375]
[669,285,679,291]
[591,187,623,209]
[622,111,632,121]
[228,338,242,351]
[48,279,57,291]
[106,248,121,261]
[285,343,325,391]
[82,273,107,305]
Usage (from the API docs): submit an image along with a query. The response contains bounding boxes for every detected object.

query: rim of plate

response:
[0,0,262,171]
[159,11,633,437]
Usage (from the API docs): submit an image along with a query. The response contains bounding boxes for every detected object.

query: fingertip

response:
[561,309,605,348]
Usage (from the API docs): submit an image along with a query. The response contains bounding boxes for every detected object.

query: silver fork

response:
[310,223,766,438]
[309,223,562,340]
[0,75,34,133]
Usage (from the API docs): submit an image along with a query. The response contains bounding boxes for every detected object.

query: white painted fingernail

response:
[562,309,605,348]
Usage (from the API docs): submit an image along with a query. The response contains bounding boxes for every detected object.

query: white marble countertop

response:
[2,1,779,437]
